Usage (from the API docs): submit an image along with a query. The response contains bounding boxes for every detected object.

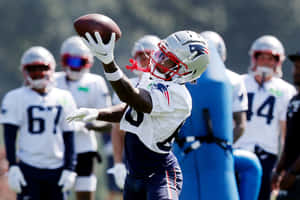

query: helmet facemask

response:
[149,41,190,82]
[61,54,91,81]
[23,63,54,89]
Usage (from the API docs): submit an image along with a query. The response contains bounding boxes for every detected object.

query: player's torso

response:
[2,87,74,168]
[120,78,192,154]
[54,72,110,153]
[235,75,294,153]
[54,72,106,108]
[285,94,300,159]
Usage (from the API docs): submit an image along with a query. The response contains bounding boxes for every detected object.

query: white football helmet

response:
[200,31,227,62]
[126,35,160,75]
[149,30,209,83]
[249,35,285,77]
[21,46,56,89]
[60,36,94,80]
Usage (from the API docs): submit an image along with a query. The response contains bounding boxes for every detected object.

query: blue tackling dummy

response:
[173,40,239,200]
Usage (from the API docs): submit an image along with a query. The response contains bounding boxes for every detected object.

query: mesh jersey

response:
[0,86,76,169]
[54,72,111,153]
[226,69,248,112]
[120,77,192,154]
[234,74,296,154]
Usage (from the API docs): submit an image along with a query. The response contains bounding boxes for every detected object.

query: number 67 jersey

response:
[234,74,296,155]
[0,86,77,169]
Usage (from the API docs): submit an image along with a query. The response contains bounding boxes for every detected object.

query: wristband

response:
[104,69,123,81]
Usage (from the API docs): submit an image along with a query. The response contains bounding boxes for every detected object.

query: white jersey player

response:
[234,35,296,200]
[67,30,209,200]
[1,46,77,200]
[56,36,111,200]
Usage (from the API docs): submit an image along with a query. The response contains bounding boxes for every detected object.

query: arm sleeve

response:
[62,131,76,171]
[3,123,19,166]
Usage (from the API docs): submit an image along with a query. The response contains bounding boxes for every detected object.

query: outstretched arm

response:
[82,32,153,113]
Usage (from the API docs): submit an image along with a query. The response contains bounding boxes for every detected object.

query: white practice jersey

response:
[234,74,296,154]
[120,78,192,154]
[55,72,111,153]
[0,86,76,169]
[226,69,248,112]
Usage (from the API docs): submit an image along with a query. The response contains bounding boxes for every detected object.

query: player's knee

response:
[74,175,97,192]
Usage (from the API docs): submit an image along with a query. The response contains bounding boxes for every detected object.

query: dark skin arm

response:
[233,111,246,143]
[85,121,112,133]
[96,103,128,123]
[102,62,153,113]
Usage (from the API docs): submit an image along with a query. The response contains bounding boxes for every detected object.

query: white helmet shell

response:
[21,46,56,89]
[200,31,227,62]
[60,35,94,65]
[150,30,209,83]
[131,35,160,57]
[249,35,285,77]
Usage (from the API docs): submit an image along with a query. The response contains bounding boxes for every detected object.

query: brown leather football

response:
[73,13,122,44]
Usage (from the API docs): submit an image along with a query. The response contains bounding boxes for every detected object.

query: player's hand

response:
[66,108,99,123]
[271,171,281,190]
[58,170,77,192]
[7,166,27,193]
[107,162,127,189]
[82,32,115,64]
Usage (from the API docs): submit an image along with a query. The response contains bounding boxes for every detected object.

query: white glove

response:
[7,166,27,193]
[73,122,89,134]
[82,32,115,64]
[107,163,127,189]
[58,170,77,192]
[66,108,99,123]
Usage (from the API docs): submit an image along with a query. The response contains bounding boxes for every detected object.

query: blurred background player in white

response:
[107,35,160,194]
[271,51,300,200]
[0,46,77,200]
[234,35,296,200]
[67,30,209,200]
[55,36,112,200]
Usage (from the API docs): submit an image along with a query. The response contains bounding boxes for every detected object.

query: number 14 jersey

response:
[234,74,296,155]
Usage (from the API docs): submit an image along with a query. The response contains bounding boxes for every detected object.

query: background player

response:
[234,35,296,200]
[1,46,77,200]
[67,30,209,200]
[271,51,300,200]
[55,36,112,200]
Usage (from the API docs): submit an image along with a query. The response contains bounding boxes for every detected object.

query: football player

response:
[55,36,112,200]
[108,35,160,192]
[1,46,77,200]
[271,51,300,200]
[67,30,209,200]
[234,35,297,200]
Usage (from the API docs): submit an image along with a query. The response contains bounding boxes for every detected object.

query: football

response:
[73,13,122,44]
